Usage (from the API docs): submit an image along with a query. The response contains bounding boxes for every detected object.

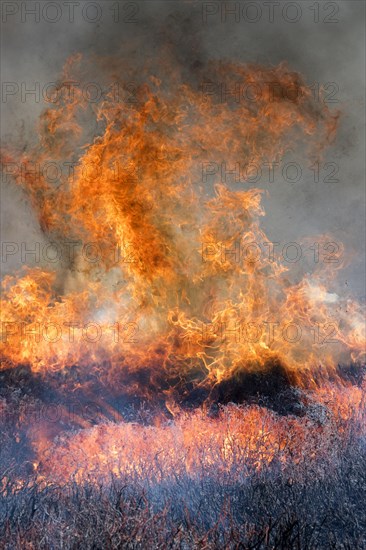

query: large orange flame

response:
[0,55,364,481]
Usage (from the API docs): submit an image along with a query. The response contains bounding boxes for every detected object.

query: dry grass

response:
[1,400,366,550]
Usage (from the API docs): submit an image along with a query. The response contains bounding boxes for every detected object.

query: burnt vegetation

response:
[1,429,366,549]
[0,364,366,549]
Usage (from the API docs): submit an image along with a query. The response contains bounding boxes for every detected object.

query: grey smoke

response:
[1,0,365,298]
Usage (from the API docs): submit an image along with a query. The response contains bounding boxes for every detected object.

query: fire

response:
[0,54,365,482]
[31,385,365,484]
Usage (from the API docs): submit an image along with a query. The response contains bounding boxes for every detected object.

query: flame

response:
[33,386,365,484]
[0,55,365,481]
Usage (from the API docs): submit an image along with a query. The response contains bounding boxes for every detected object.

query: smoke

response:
[1,0,365,300]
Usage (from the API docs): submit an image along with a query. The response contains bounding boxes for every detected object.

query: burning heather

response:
[0,7,365,548]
